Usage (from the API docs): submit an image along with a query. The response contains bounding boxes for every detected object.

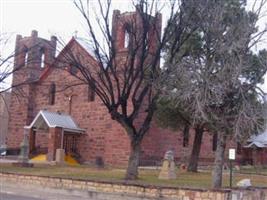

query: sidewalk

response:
[0,156,18,163]
[1,180,152,200]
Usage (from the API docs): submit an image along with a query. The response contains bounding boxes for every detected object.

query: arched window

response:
[124,29,130,48]
[24,49,28,66]
[145,32,149,51]
[88,81,95,102]
[49,83,56,105]
[40,48,45,68]
[212,133,218,151]
[70,65,78,75]
[237,142,242,154]
[124,24,131,48]
[183,125,189,147]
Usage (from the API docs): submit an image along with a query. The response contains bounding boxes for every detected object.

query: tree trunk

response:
[187,125,204,172]
[212,133,227,188]
[125,141,141,180]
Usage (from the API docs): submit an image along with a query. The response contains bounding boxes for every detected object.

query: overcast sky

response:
[0,0,136,46]
[0,0,137,89]
[0,0,267,91]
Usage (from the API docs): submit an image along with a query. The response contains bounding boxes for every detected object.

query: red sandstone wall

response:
[7,23,249,167]
[30,38,132,165]
[7,38,243,166]
[141,121,242,166]
[7,85,31,149]
[35,131,48,149]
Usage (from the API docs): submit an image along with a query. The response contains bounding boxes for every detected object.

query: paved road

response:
[0,193,40,200]
[0,183,85,200]
[0,182,156,200]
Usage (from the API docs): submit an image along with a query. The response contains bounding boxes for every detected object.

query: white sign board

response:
[229,148,236,160]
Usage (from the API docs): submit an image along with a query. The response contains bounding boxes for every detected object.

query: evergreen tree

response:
[161,0,267,187]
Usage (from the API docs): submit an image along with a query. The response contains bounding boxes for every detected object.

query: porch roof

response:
[246,131,267,148]
[24,110,85,133]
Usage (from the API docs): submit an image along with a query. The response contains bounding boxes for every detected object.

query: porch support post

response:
[29,129,36,155]
[47,127,62,161]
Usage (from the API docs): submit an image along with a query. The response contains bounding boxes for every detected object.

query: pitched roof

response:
[25,110,84,133]
[75,37,96,58]
[246,131,267,148]
[39,37,97,81]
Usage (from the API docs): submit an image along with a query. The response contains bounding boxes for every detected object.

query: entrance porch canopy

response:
[25,110,84,161]
[245,131,267,148]
[24,110,85,133]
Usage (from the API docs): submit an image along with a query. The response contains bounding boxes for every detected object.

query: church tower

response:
[7,30,57,152]
[111,6,162,60]
[13,30,57,83]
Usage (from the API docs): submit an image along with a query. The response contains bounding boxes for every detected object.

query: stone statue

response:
[158,150,177,180]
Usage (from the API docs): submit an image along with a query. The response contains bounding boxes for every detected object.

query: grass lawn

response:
[0,163,266,188]
[239,166,267,176]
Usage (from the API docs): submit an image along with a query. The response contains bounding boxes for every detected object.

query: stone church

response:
[6,8,264,166]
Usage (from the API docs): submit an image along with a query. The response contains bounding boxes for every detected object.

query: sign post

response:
[229,148,236,188]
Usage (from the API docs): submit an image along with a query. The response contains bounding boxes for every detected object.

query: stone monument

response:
[158,150,177,180]
[13,129,33,167]
[19,132,29,162]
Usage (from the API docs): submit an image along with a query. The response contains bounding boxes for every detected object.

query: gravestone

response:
[158,150,177,180]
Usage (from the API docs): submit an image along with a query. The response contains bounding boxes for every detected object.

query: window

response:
[124,30,130,48]
[70,65,78,75]
[124,24,131,48]
[49,83,56,105]
[183,125,189,147]
[212,133,218,151]
[88,81,95,102]
[40,48,45,68]
[24,49,28,66]
[237,142,242,154]
[144,32,149,52]
[41,53,45,68]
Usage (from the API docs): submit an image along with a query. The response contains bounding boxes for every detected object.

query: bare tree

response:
[56,0,198,180]
[0,33,14,93]
[163,0,267,188]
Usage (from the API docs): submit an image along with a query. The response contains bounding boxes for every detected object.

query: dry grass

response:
[0,163,266,188]
[239,166,267,176]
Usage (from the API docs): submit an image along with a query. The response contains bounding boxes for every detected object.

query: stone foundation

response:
[1,172,266,200]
